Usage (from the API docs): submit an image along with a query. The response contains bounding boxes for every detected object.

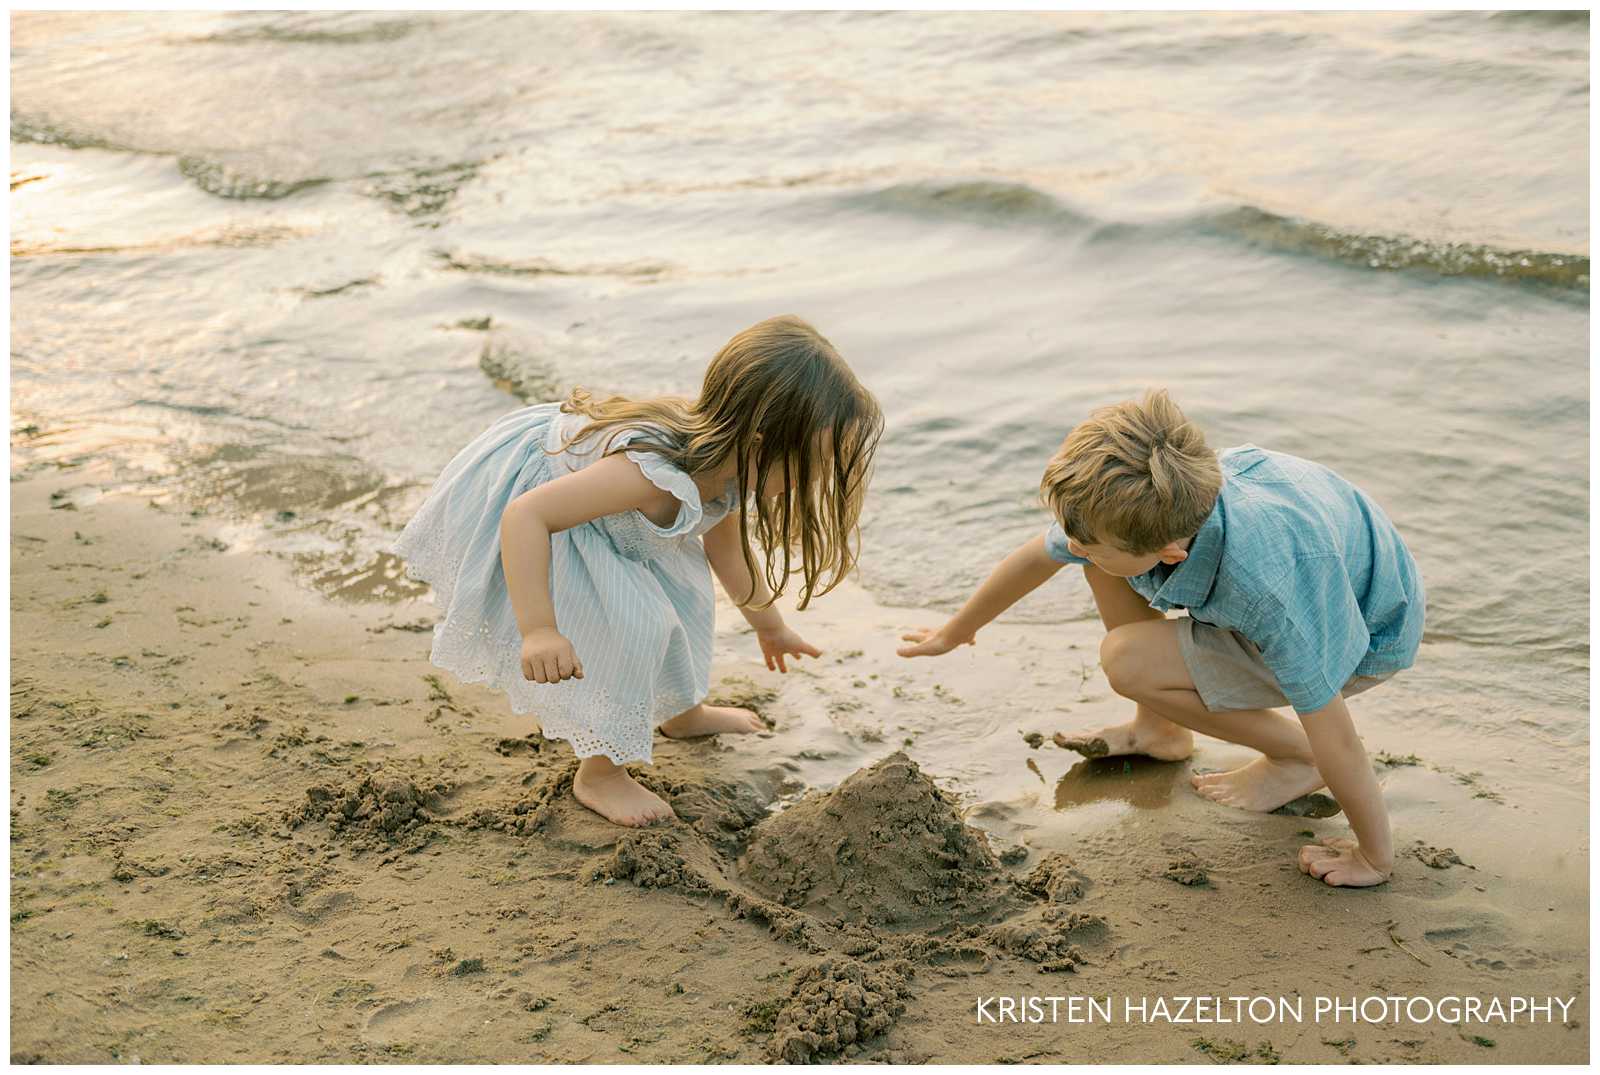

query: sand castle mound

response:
[738,751,1016,929]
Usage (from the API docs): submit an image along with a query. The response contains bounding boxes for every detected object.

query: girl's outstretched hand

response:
[897,625,975,658]
[521,627,584,683]
[756,625,821,673]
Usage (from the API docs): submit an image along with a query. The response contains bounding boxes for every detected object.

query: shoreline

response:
[9,455,1589,1063]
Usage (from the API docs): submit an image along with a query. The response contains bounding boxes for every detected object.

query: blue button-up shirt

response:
[1044,445,1425,714]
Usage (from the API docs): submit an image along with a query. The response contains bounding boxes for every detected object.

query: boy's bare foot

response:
[1298,837,1390,887]
[1053,717,1194,762]
[659,704,765,739]
[1191,756,1324,812]
[573,764,675,827]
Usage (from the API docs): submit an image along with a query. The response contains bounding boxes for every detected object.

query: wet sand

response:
[10,458,1589,1064]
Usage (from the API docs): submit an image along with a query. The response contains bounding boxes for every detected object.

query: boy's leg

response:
[1054,564,1194,761]
[1096,618,1325,811]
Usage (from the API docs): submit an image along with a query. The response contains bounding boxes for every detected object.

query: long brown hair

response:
[556,315,883,609]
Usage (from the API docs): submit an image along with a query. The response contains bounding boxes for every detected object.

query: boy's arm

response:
[898,534,1065,657]
[1245,555,1388,885]
[1297,695,1393,885]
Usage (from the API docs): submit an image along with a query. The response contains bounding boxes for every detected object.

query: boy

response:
[899,389,1424,888]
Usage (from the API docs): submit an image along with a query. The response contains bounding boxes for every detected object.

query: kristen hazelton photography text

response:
[8,8,1589,1067]
[971,994,1581,1027]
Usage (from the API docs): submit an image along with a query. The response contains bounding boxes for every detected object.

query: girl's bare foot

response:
[659,704,765,739]
[573,760,674,827]
[1053,714,1194,762]
[1191,755,1324,812]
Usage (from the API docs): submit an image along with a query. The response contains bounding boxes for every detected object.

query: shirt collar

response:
[1148,494,1224,610]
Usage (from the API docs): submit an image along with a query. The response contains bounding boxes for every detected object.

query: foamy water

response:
[11,12,1590,837]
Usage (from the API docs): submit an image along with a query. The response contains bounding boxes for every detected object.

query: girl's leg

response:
[1096,618,1325,812]
[1055,565,1195,761]
[573,754,675,827]
[659,702,765,739]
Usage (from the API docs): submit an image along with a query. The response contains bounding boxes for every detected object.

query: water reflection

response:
[1053,754,1189,811]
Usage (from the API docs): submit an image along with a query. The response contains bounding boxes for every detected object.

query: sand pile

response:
[288,769,452,850]
[584,752,1111,1058]
[738,751,1017,929]
[763,957,915,1063]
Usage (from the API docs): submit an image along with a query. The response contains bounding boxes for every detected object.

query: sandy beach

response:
[10,444,1588,1064]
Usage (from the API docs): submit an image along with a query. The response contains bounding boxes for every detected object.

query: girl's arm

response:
[702,513,821,672]
[897,534,1065,657]
[702,513,782,629]
[500,453,682,682]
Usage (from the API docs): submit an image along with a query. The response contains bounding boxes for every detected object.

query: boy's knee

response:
[1099,626,1148,699]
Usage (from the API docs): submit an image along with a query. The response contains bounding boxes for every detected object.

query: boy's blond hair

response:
[1040,389,1221,554]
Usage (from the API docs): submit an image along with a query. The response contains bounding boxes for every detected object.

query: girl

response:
[391,316,882,827]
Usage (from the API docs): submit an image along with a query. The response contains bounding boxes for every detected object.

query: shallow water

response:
[11,12,1589,834]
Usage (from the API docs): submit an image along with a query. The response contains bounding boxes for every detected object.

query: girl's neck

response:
[691,458,738,503]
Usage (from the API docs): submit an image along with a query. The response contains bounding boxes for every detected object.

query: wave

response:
[435,250,671,280]
[841,179,1589,292]
[1200,206,1589,291]
[185,16,420,47]
[478,334,562,404]
[1486,10,1588,28]
[13,114,335,203]
[177,156,331,200]
[11,113,138,153]
[842,180,1095,229]
[10,224,308,259]
[363,161,484,224]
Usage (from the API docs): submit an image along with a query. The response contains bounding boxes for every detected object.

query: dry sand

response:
[10,458,1589,1063]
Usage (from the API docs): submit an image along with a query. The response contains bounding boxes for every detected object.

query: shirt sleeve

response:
[1243,554,1370,714]
[1043,521,1090,565]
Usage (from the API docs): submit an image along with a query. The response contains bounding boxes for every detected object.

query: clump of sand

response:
[765,957,915,1063]
[604,831,712,893]
[1020,852,1089,904]
[464,762,577,837]
[738,751,1016,929]
[288,769,452,850]
[1412,843,1473,870]
[1163,852,1210,887]
[973,908,1108,973]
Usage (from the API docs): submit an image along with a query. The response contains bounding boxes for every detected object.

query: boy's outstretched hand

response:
[756,625,821,673]
[897,626,975,658]
[1298,836,1390,887]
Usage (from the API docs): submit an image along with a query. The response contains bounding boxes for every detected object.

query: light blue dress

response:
[390,402,737,764]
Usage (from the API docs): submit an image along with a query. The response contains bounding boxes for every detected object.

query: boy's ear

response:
[1158,541,1189,565]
